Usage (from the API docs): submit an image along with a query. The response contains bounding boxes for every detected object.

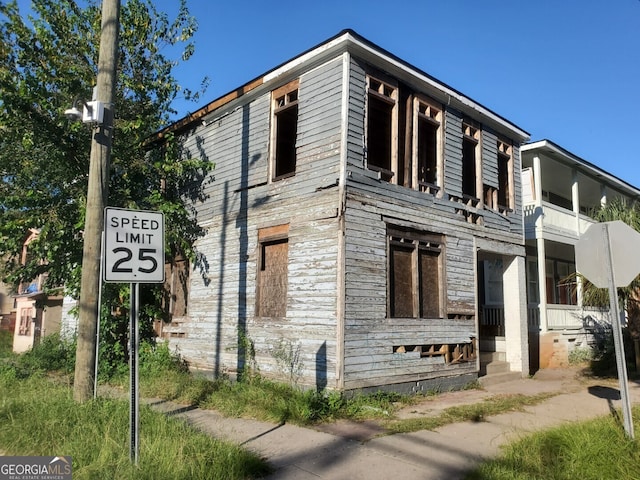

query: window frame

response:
[365,75,399,183]
[462,121,481,204]
[18,307,32,336]
[412,95,443,196]
[387,226,445,319]
[269,79,299,181]
[496,138,514,212]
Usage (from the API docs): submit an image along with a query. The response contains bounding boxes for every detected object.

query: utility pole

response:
[73,0,120,402]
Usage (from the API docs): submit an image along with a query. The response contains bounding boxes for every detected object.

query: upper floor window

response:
[462,122,480,202]
[270,80,299,180]
[388,227,444,319]
[366,76,398,182]
[497,139,513,211]
[413,97,443,195]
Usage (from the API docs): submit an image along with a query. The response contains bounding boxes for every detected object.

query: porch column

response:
[571,168,580,233]
[533,155,548,332]
[503,255,529,376]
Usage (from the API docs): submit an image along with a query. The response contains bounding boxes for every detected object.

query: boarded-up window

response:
[390,244,414,318]
[271,80,299,180]
[163,257,189,318]
[418,248,440,318]
[18,307,32,336]
[389,227,444,319]
[257,225,289,318]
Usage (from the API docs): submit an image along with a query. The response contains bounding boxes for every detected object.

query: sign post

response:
[103,207,165,463]
[575,220,640,439]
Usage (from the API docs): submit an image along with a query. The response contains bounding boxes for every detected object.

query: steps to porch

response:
[478,352,521,386]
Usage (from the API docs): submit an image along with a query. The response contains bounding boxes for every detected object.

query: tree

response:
[0,0,212,397]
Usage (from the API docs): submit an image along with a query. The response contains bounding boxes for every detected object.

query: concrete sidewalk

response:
[148,368,640,479]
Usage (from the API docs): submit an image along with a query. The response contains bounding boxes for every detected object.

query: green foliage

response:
[0,333,76,379]
[0,375,270,479]
[18,333,76,374]
[568,346,595,365]
[139,340,188,379]
[0,0,212,321]
[0,329,12,357]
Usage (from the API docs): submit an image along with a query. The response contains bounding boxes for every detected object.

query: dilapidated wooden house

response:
[158,30,530,393]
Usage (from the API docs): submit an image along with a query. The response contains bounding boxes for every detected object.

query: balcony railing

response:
[527,304,611,330]
[523,201,596,236]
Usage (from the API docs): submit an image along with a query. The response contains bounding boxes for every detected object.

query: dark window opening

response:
[274,100,298,179]
[367,94,394,174]
[417,115,438,187]
[462,136,477,198]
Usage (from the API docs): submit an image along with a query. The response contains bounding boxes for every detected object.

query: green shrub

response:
[139,340,188,379]
[17,333,76,374]
[0,329,13,357]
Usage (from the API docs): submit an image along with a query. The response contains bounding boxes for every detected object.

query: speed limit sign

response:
[103,207,165,283]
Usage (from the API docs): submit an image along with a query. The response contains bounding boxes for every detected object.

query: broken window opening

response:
[366,76,397,182]
[271,81,299,180]
[497,139,512,211]
[414,97,442,195]
[393,340,476,364]
[462,122,480,201]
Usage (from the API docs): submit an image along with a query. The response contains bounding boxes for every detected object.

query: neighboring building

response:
[0,280,16,333]
[156,30,530,393]
[11,229,64,353]
[521,140,640,368]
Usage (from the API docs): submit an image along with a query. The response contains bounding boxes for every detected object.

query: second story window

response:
[270,80,299,180]
[413,97,442,195]
[497,139,513,211]
[366,76,398,182]
[462,122,480,202]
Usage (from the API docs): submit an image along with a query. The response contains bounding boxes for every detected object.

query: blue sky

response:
[157,0,640,188]
[14,0,640,188]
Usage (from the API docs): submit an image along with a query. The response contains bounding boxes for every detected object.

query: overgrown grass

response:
[385,393,555,434]
[0,329,12,356]
[142,369,408,425]
[465,408,640,480]
[0,371,270,479]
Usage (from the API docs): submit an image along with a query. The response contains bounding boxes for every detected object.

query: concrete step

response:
[478,371,522,387]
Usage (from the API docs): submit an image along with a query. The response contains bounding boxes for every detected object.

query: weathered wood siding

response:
[482,129,499,188]
[340,58,524,390]
[166,57,346,389]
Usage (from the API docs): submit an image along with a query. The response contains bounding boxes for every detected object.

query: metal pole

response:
[73,0,121,402]
[603,224,634,439]
[129,282,140,464]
